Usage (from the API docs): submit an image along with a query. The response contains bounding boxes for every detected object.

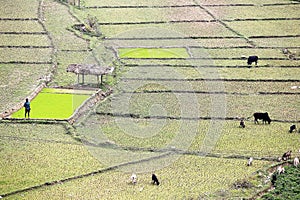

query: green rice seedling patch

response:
[119,48,189,58]
[206,5,300,20]
[0,0,39,19]
[211,121,300,158]
[0,139,102,194]
[0,21,44,33]
[254,37,300,48]
[226,20,300,37]
[0,48,52,63]
[83,0,197,7]
[11,88,91,119]
[0,35,51,47]
[101,22,236,38]
[6,155,271,199]
[0,64,53,113]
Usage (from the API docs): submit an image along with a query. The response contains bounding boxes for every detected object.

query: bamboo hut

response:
[67,64,114,85]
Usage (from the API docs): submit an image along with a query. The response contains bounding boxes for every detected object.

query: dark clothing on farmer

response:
[24,99,30,118]
[24,102,30,110]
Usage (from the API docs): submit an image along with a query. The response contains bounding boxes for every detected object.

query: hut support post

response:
[77,74,79,84]
[82,74,85,84]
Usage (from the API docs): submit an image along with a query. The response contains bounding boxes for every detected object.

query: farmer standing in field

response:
[24,98,31,118]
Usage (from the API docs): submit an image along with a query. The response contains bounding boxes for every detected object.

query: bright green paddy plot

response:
[11,88,92,119]
[118,48,189,58]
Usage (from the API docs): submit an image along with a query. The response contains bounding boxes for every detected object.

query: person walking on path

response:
[24,98,31,118]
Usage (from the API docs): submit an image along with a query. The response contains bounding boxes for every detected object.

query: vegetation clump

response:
[261,166,300,200]
[73,15,102,37]
[233,179,254,189]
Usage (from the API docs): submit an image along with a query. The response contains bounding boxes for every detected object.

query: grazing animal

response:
[277,166,285,174]
[289,124,297,133]
[152,174,160,185]
[282,150,292,161]
[247,56,258,65]
[282,48,291,54]
[294,157,299,167]
[253,112,271,124]
[247,157,253,166]
[131,173,137,184]
[240,119,245,128]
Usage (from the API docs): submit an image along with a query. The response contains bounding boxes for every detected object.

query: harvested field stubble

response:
[3,155,272,200]
[226,20,300,37]
[205,5,300,20]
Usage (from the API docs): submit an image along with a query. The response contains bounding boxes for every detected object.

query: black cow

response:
[282,150,292,161]
[240,119,245,128]
[247,56,258,65]
[152,174,160,185]
[253,112,271,124]
[289,124,296,133]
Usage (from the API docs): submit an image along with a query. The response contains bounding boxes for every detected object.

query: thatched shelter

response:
[67,64,114,85]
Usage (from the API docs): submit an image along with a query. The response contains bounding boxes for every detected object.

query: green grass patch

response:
[0,0,39,19]
[0,35,50,47]
[192,48,286,58]
[201,0,293,5]
[226,20,300,37]
[102,38,249,48]
[0,123,103,194]
[98,92,300,120]
[115,65,300,80]
[11,88,91,119]
[73,7,213,24]
[0,48,52,63]
[123,79,300,94]
[121,57,300,67]
[119,48,189,58]
[0,21,44,33]
[83,0,196,7]
[101,22,236,38]
[43,0,90,51]
[254,37,300,48]
[206,5,300,20]
[4,155,272,199]
[0,64,53,113]
[205,121,300,157]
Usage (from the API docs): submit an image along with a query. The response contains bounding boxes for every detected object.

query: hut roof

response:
[67,64,114,75]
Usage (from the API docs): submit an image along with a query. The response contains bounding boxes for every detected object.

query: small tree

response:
[84,15,101,36]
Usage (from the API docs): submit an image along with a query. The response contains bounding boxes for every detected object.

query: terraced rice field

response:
[0,0,299,199]
[11,88,93,119]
